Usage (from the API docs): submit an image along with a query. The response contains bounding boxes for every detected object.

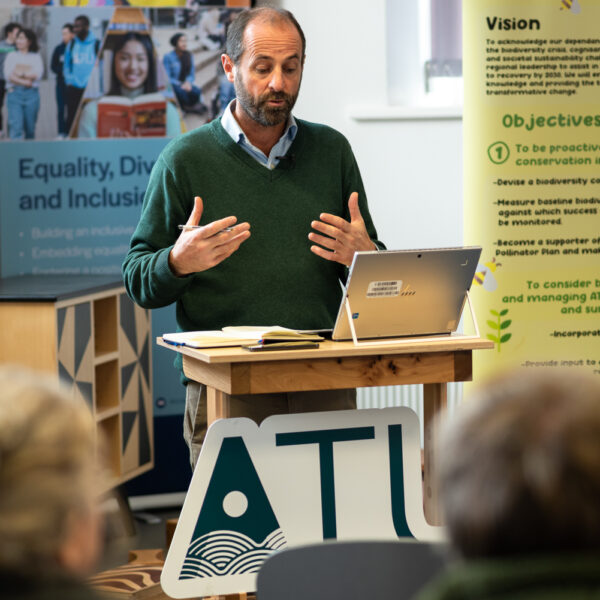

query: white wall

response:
[264,0,463,250]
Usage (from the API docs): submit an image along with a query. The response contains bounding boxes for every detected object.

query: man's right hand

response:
[168,196,251,277]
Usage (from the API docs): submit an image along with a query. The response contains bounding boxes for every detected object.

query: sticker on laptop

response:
[366,280,402,297]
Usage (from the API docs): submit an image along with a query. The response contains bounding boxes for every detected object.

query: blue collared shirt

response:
[221,100,298,170]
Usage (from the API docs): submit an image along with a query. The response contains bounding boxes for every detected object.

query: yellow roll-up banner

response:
[464,0,600,381]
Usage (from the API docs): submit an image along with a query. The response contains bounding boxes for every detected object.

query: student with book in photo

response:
[3,28,43,140]
[77,32,180,138]
[123,8,384,468]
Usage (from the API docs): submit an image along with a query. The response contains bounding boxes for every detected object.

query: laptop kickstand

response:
[344,290,480,347]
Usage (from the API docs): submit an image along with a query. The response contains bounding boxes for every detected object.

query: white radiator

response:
[357,383,463,442]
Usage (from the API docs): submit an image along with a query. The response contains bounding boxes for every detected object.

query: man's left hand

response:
[309,192,377,266]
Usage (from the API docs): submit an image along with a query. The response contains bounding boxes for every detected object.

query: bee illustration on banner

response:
[473,257,501,292]
[560,0,582,14]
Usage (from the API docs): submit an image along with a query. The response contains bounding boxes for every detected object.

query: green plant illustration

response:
[486,308,512,352]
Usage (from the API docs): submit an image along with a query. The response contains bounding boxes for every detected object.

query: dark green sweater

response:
[123,117,382,343]
[416,554,600,600]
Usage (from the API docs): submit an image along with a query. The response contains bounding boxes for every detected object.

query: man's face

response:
[6,27,20,44]
[61,27,74,45]
[233,20,303,127]
[74,18,89,41]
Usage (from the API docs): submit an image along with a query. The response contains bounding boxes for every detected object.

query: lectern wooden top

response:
[157,335,494,364]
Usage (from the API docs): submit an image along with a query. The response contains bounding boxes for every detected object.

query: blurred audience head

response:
[0,366,104,578]
[439,369,600,559]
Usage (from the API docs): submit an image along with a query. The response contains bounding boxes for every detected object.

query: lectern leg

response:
[423,382,447,526]
[189,388,248,600]
[206,386,230,426]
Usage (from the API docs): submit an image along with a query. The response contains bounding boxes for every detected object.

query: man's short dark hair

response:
[63,23,74,33]
[3,22,20,38]
[225,7,306,65]
[75,15,90,27]
[439,369,600,559]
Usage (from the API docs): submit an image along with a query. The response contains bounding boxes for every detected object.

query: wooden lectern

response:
[157,335,493,525]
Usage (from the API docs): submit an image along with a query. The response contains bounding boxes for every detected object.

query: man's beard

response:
[234,70,299,127]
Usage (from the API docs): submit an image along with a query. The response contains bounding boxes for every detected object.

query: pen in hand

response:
[178,225,234,233]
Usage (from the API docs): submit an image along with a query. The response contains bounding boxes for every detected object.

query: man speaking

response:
[123,7,384,467]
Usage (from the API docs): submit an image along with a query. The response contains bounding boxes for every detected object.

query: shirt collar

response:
[221,100,297,167]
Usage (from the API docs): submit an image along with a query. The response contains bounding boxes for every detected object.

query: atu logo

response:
[161,407,444,598]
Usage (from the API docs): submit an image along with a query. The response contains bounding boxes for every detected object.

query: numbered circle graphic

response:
[487,141,510,165]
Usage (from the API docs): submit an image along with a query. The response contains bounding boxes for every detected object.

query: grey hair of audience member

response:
[439,369,600,559]
[225,6,306,65]
[0,366,103,575]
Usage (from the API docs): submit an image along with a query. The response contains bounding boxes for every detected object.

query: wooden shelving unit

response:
[0,275,153,490]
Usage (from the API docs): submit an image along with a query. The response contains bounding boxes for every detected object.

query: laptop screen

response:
[331,246,482,341]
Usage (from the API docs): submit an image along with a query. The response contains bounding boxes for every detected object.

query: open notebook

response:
[162,326,324,349]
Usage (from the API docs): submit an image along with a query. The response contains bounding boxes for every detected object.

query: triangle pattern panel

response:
[138,329,150,390]
[139,364,153,463]
[74,332,94,383]
[137,370,152,466]
[57,307,75,378]
[74,303,91,375]
[121,362,137,400]
[58,359,74,388]
[120,293,137,356]
[76,381,94,410]
[57,307,67,347]
[121,362,139,413]
[134,305,150,361]
[74,381,94,410]
[118,293,153,474]
[121,409,139,475]
[119,325,137,368]
[57,302,95,412]
[122,410,138,453]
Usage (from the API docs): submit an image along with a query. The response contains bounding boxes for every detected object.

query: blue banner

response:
[1,139,159,274]
[0,137,184,417]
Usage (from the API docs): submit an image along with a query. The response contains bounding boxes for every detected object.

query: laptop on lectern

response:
[331,246,482,341]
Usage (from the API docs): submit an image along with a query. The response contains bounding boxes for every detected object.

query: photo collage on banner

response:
[464,0,600,383]
[1,1,248,141]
